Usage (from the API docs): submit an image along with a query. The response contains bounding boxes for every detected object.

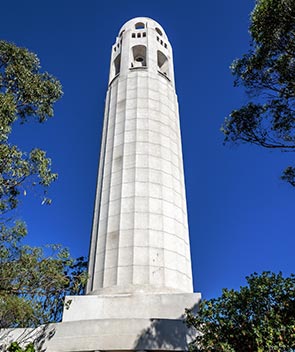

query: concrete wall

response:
[87,18,193,295]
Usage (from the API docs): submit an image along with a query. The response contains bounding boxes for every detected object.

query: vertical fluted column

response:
[86,17,193,295]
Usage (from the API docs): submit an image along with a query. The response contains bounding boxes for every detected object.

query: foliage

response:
[221,0,295,185]
[0,40,62,212]
[7,342,35,352]
[0,227,88,328]
[0,41,88,334]
[186,272,295,352]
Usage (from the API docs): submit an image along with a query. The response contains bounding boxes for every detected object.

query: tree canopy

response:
[0,228,87,328]
[0,40,62,212]
[0,41,87,337]
[222,0,295,185]
[186,271,295,352]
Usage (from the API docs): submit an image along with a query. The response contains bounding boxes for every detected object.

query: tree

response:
[186,272,295,352]
[0,40,62,211]
[0,227,87,350]
[221,0,295,186]
[0,41,87,348]
[0,227,87,328]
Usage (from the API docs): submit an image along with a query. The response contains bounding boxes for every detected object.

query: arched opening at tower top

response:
[114,54,121,75]
[155,27,162,36]
[157,50,169,77]
[135,22,145,29]
[131,45,147,68]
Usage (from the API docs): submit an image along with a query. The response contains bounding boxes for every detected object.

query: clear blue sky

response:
[2,0,294,299]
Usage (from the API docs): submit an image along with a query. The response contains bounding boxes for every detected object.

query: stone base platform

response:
[2,292,201,351]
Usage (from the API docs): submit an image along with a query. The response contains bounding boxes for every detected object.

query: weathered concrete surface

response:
[63,292,201,321]
[2,316,199,352]
[1,293,200,351]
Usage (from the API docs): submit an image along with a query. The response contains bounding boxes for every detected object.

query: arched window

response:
[155,27,162,36]
[157,50,169,77]
[135,22,145,29]
[114,54,121,75]
[131,45,147,68]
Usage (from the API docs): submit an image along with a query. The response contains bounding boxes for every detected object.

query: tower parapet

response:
[109,17,175,86]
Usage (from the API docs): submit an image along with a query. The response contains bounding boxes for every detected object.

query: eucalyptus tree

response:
[222,0,295,185]
[0,41,87,333]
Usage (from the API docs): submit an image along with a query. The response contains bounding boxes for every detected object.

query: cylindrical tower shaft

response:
[86,17,193,295]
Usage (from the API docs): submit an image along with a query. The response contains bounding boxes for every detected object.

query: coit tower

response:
[87,17,193,295]
[61,17,200,352]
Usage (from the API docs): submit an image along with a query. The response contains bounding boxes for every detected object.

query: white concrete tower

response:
[87,17,193,296]
[57,17,201,352]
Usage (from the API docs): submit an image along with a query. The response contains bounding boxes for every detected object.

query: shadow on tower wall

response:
[134,303,199,350]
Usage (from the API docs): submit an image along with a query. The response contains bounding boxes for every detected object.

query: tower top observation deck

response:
[118,17,168,41]
[109,17,175,86]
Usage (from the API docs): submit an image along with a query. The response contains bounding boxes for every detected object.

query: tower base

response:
[58,292,201,351]
[2,292,201,351]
